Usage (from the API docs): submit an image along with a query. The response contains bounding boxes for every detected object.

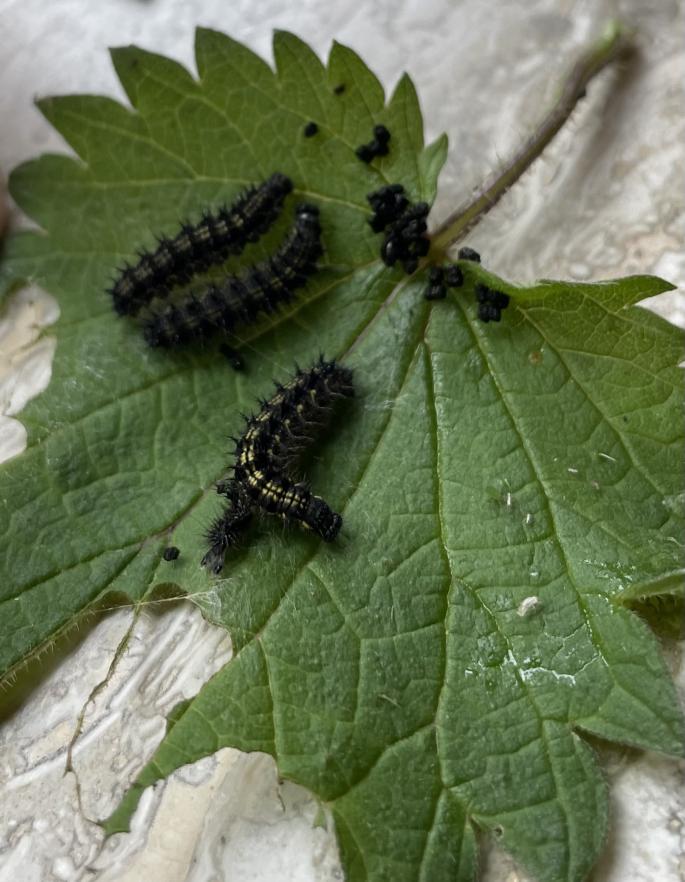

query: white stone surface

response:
[0,1,683,881]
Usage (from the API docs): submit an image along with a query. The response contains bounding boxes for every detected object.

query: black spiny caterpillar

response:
[143,203,322,349]
[109,172,293,316]
[202,357,354,574]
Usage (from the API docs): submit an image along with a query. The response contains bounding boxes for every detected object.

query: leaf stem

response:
[431,20,634,253]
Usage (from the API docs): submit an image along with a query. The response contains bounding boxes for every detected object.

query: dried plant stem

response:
[431,21,634,253]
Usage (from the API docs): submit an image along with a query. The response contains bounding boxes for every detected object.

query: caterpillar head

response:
[305,496,342,542]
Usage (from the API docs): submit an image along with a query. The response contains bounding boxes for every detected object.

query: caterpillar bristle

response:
[108,172,293,317]
[140,203,322,356]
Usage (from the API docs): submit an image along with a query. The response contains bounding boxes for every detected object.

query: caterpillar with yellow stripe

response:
[202,357,354,574]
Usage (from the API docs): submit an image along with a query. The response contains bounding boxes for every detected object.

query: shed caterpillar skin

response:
[365,184,431,275]
[109,172,293,316]
[202,357,354,574]
[423,264,464,301]
[366,184,409,232]
[355,124,391,163]
[475,283,510,322]
[143,203,322,349]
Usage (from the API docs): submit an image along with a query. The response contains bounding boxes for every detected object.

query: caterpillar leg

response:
[201,488,253,574]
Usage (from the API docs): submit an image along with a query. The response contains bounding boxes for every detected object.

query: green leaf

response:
[1,29,683,882]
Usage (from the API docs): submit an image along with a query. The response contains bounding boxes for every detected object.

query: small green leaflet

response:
[0,28,682,882]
